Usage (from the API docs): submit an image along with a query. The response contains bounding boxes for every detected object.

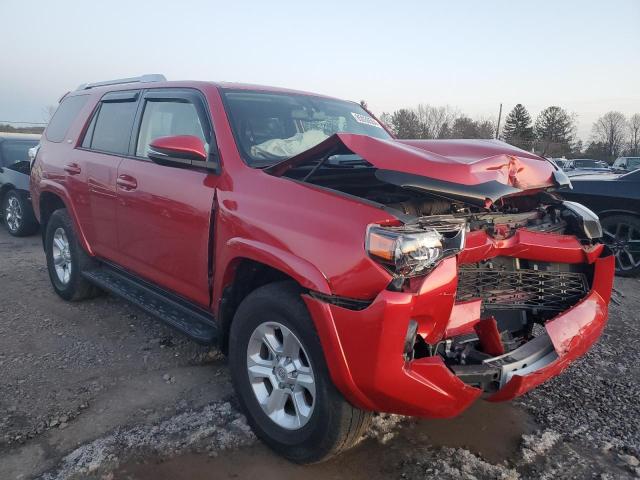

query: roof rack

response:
[76,74,166,91]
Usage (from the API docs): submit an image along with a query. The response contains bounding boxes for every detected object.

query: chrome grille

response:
[456,266,589,311]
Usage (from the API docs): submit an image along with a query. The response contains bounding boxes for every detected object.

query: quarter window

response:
[45,95,89,143]
[135,100,207,157]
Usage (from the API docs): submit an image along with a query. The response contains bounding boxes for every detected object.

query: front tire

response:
[2,189,38,237]
[45,209,99,300]
[601,215,640,277]
[229,281,371,463]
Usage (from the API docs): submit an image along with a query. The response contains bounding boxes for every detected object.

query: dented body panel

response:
[304,235,614,417]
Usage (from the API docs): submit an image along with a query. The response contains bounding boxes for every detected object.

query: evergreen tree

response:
[534,106,575,157]
[390,109,421,139]
[502,104,534,149]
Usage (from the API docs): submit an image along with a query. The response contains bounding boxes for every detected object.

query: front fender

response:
[222,237,332,295]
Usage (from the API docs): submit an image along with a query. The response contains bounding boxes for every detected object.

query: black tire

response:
[2,189,38,237]
[45,209,100,301]
[601,215,640,277]
[229,281,371,464]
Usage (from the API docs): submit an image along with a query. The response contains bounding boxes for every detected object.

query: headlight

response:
[561,201,603,239]
[366,225,444,276]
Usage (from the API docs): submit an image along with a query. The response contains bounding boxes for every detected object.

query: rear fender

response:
[38,181,94,256]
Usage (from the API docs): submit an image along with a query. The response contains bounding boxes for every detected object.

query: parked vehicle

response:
[558,158,611,176]
[31,75,615,463]
[0,132,40,236]
[550,158,571,170]
[560,169,640,276]
[612,156,640,173]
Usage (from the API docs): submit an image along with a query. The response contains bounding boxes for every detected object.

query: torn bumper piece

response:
[303,253,614,418]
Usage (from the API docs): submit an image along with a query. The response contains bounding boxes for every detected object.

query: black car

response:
[0,133,40,236]
[560,169,640,276]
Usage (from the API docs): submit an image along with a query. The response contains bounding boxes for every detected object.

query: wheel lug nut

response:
[278,382,285,389]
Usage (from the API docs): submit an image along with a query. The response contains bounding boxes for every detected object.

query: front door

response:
[115,88,218,307]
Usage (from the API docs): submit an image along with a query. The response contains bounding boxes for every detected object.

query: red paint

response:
[149,135,207,160]
[445,300,481,337]
[31,80,615,418]
[269,133,557,190]
[474,317,505,356]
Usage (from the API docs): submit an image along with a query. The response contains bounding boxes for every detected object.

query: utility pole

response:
[495,103,503,139]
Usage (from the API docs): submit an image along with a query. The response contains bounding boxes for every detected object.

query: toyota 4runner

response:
[31,75,615,463]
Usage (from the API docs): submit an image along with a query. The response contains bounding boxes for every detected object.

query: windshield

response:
[221,89,391,166]
[1,140,38,167]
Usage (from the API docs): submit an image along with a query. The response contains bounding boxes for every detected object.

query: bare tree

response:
[628,113,640,156]
[42,105,57,122]
[415,104,458,139]
[378,112,394,133]
[591,111,628,161]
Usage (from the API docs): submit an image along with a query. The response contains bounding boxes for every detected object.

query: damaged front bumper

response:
[304,230,615,418]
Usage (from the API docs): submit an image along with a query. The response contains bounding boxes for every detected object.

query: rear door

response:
[115,88,218,307]
[74,90,140,260]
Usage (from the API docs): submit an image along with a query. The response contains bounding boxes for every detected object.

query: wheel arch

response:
[597,209,640,220]
[0,183,16,202]
[217,240,332,353]
[38,187,93,255]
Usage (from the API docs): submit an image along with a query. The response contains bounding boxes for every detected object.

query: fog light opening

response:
[403,319,419,361]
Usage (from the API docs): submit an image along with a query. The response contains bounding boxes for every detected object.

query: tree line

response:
[0,124,45,134]
[370,101,640,163]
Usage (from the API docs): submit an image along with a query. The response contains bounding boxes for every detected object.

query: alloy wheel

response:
[52,227,72,284]
[603,221,640,273]
[246,321,316,430]
[5,196,22,232]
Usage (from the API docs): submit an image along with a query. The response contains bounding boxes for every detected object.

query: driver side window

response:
[136,100,207,158]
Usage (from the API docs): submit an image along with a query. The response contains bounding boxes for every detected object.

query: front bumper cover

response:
[304,231,615,418]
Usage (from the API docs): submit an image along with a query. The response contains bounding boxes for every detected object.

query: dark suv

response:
[31,75,614,463]
[0,133,40,236]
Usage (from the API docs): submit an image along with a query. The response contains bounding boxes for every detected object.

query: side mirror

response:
[147,135,213,170]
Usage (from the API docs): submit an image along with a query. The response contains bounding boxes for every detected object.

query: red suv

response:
[31,75,615,463]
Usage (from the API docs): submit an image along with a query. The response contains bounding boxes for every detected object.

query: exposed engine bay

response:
[282,155,597,242]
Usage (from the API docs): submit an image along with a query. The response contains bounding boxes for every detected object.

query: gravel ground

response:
[0,226,639,479]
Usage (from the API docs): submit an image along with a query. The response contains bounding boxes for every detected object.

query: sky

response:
[2,0,639,142]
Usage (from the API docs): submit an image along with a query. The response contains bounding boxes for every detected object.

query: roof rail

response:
[76,74,166,91]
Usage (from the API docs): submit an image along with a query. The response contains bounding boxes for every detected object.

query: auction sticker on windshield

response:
[351,112,383,128]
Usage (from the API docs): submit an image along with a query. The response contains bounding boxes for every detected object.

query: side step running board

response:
[83,265,219,344]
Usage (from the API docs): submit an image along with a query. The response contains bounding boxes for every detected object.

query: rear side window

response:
[45,95,89,143]
[84,95,138,155]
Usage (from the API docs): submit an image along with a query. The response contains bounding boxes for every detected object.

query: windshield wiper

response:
[301,148,338,182]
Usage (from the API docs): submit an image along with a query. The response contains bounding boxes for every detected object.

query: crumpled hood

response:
[266,134,568,205]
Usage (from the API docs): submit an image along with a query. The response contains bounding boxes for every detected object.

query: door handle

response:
[64,162,82,175]
[116,174,138,191]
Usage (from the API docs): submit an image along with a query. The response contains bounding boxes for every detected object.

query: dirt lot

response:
[1,226,639,479]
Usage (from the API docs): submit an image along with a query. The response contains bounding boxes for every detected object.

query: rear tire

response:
[45,209,100,300]
[229,281,371,463]
[2,189,38,237]
[601,215,640,277]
